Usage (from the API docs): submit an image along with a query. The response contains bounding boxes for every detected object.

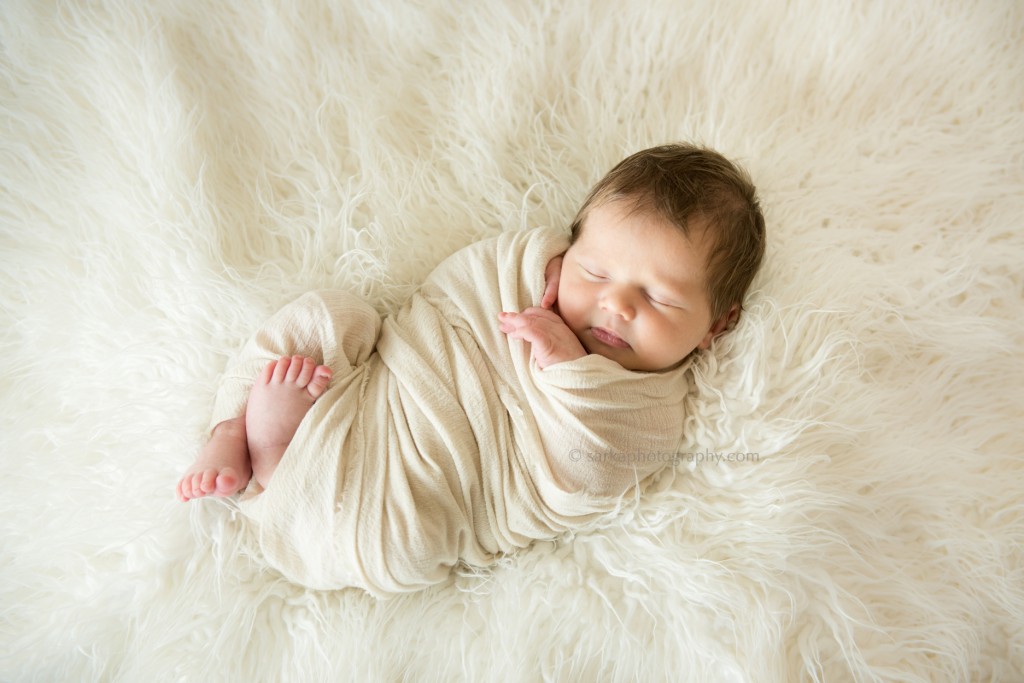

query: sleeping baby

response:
[176,143,765,597]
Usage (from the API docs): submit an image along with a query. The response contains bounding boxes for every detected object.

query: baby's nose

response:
[600,288,636,321]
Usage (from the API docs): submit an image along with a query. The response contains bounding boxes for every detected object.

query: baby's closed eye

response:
[645,291,682,308]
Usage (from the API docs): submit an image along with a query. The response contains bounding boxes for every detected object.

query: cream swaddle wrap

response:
[209,227,688,597]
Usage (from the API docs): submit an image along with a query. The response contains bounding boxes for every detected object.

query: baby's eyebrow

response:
[650,273,701,299]
[573,255,603,271]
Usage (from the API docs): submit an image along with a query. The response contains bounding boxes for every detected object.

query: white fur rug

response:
[3,1,1022,680]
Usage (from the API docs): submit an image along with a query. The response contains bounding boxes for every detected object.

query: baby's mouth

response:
[590,326,631,349]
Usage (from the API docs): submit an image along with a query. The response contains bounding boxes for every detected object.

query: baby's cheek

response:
[667,319,703,358]
[555,284,587,332]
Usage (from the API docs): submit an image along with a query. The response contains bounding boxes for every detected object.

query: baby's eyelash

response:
[646,292,678,308]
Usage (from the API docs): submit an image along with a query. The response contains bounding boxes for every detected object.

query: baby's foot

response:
[176,416,251,502]
[246,355,332,489]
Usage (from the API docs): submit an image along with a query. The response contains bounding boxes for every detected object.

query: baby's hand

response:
[541,255,563,309]
[498,307,586,369]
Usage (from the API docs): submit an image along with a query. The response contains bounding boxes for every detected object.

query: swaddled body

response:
[178,144,767,599]
[210,228,687,597]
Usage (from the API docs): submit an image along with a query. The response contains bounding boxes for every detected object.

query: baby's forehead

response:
[580,201,714,251]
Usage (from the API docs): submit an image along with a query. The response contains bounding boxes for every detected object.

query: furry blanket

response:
[2,1,1021,680]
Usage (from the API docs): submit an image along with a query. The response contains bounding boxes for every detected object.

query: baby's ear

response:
[698,305,740,350]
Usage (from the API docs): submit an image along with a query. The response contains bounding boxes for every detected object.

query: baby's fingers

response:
[541,255,563,309]
[540,277,558,309]
[498,311,525,335]
[498,312,542,343]
[517,306,562,322]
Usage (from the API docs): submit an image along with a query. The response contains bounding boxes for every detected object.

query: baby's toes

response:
[306,366,333,400]
[176,478,190,502]
[181,474,195,499]
[199,468,220,494]
[184,473,201,500]
[294,356,315,388]
[215,467,240,495]
[286,355,305,382]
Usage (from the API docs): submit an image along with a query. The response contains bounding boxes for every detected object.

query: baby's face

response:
[557,200,719,371]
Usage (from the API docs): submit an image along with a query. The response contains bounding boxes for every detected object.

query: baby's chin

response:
[583,337,691,372]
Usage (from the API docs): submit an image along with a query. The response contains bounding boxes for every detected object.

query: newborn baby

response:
[177,143,765,597]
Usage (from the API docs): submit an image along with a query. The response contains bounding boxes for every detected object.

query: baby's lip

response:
[590,326,631,349]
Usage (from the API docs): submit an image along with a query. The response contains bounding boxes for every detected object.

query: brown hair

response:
[569,143,765,323]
